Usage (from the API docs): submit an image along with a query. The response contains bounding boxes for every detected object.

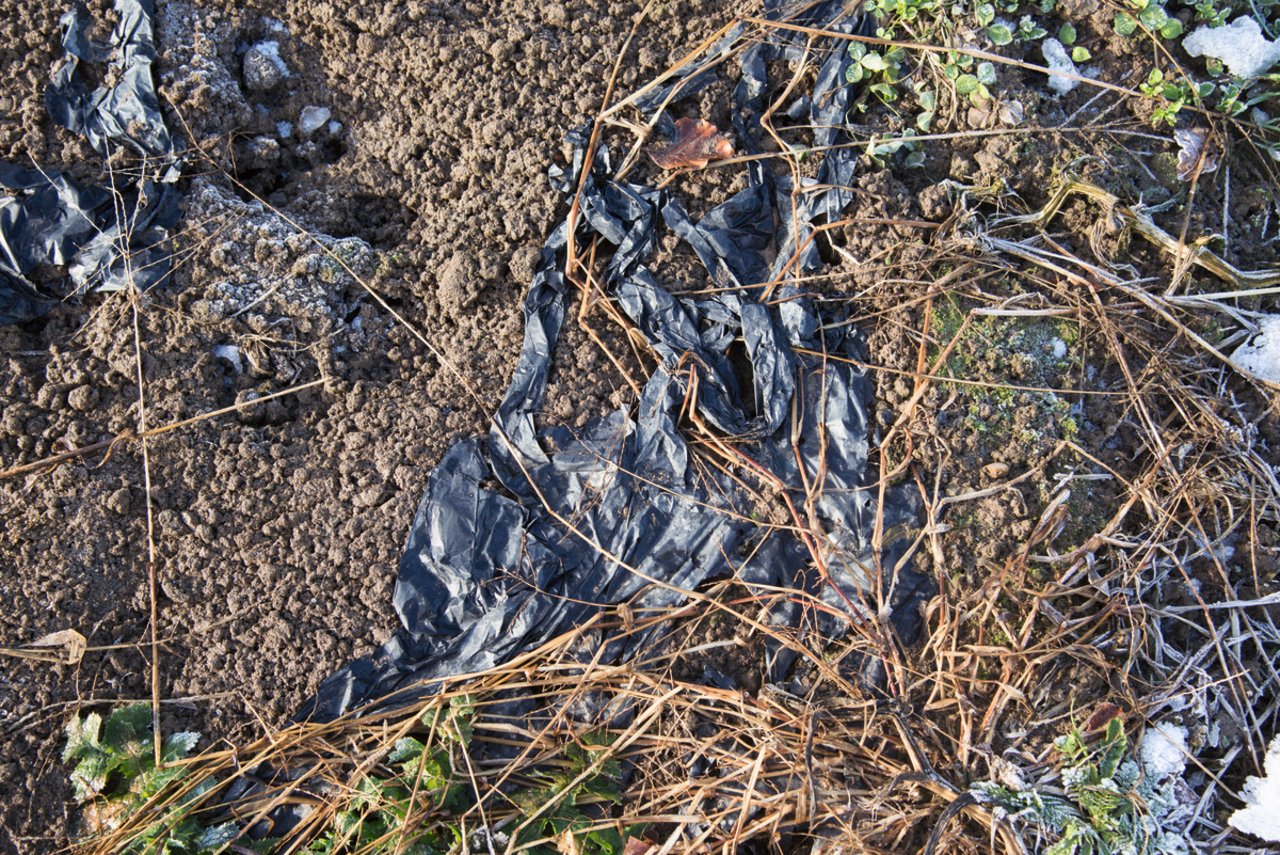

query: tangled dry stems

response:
[70,10,1280,854]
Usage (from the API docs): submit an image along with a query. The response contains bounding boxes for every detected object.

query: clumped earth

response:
[0,0,741,848]
[2,0,1280,851]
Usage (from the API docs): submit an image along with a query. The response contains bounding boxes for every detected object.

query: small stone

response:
[299,106,332,135]
[983,462,1010,479]
[243,41,289,92]
[236,389,266,425]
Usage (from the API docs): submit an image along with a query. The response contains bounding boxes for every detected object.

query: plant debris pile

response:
[304,0,932,721]
[0,0,179,325]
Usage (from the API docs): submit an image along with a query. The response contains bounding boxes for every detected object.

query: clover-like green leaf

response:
[988,23,1013,45]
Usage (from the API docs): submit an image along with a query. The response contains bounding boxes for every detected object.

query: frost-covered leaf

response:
[197,822,240,849]
[163,731,201,762]
[63,711,103,762]
[102,703,152,750]
[70,752,112,802]
[1139,5,1168,29]
[390,736,427,764]
[861,51,889,72]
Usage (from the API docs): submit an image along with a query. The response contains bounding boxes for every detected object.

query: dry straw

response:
[81,5,1280,853]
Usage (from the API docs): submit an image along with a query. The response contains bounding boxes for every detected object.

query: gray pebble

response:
[243,42,288,92]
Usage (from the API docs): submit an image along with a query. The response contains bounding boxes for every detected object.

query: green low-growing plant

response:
[67,697,637,855]
[973,719,1146,854]
[1139,68,1214,126]
[854,1,1064,132]
[1113,0,1185,40]
[509,731,640,854]
[846,41,909,105]
[301,697,478,854]
[1057,22,1091,63]
[973,717,1196,854]
[1190,0,1228,27]
[63,703,253,853]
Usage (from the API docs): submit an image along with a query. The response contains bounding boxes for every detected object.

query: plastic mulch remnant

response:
[0,0,179,325]
[5,0,932,736]
[301,0,932,722]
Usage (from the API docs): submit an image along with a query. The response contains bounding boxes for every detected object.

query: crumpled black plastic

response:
[0,0,180,325]
[300,0,932,723]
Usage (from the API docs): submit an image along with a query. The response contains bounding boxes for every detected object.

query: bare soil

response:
[0,0,740,848]
[2,0,1279,851]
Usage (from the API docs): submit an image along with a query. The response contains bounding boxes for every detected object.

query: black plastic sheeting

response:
[300,0,933,723]
[0,0,180,325]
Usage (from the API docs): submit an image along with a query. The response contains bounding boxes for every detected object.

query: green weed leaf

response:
[861,51,889,72]
[390,737,427,764]
[63,712,103,763]
[102,703,151,751]
[163,731,201,762]
[1138,5,1167,29]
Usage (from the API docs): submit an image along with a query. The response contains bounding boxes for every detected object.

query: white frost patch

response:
[1141,723,1189,781]
[327,120,343,135]
[212,344,243,374]
[251,40,289,76]
[1050,337,1067,359]
[299,106,331,135]
[276,121,293,139]
[1231,315,1280,383]
[1230,734,1280,842]
[1184,17,1280,79]
[1041,38,1079,95]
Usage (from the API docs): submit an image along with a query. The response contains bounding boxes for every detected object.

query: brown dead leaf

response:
[0,628,87,665]
[1085,702,1125,732]
[622,838,657,855]
[649,117,733,170]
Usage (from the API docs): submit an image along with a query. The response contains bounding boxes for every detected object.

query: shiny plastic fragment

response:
[301,0,931,722]
[0,0,180,325]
